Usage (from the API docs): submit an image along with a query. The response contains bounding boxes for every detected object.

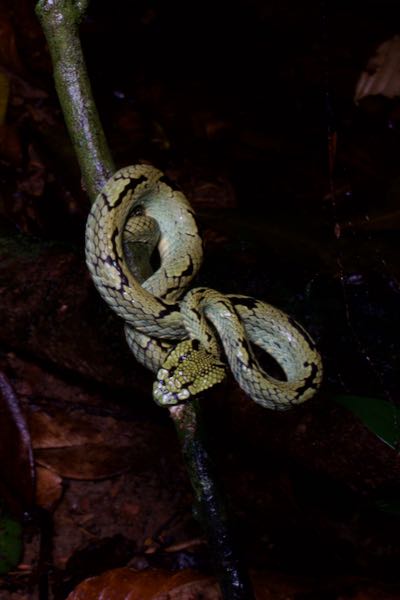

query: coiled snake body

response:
[85,165,322,409]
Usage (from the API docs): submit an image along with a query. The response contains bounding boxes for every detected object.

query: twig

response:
[36,0,114,201]
[172,400,255,599]
[35,1,255,597]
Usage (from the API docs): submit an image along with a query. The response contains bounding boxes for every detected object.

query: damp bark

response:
[35,0,256,597]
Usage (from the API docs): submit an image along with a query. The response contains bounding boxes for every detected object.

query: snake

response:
[85,164,323,409]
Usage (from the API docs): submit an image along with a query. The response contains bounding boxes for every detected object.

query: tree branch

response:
[36,0,114,201]
[35,1,255,597]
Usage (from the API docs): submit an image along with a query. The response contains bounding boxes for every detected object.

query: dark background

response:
[1,1,400,598]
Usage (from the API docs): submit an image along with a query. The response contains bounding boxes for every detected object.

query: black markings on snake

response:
[237,354,250,370]
[110,227,129,286]
[191,307,202,320]
[157,299,180,320]
[110,227,122,260]
[179,255,194,278]
[230,296,258,311]
[112,176,147,209]
[104,255,117,268]
[218,299,233,313]
[100,191,112,209]
[161,284,181,297]
[293,362,319,399]
[161,257,194,297]
[146,337,168,351]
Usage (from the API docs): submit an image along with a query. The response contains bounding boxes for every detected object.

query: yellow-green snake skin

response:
[85,165,323,408]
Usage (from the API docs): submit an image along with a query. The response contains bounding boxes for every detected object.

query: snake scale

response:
[85,164,323,409]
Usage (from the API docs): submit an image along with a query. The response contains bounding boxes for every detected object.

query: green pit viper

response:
[85,164,322,408]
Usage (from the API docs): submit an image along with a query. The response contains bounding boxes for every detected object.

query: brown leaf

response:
[0,372,35,515]
[28,408,164,480]
[66,565,400,600]
[28,410,104,449]
[35,465,63,511]
[34,444,144,480]
[66,568,219,600]
[355,35,400,103]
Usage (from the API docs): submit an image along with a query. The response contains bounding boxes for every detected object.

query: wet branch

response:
[35,1,255,597]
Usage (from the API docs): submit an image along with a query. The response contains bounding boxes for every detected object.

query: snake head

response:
[152,339,226,406]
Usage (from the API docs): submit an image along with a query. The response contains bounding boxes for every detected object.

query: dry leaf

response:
[355,36,400,104]
[28,408,164,480]
[29,410,105,449]
[34,444,143,480]
[35,465,63,511]
[66,568,219,600]
[66,568,400,600]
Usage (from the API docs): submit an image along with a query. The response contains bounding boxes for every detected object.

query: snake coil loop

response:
[85,165,322,408]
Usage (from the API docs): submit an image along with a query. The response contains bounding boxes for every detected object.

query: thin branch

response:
[36,0,114,201]
[35,2,255,597]
[172,400,256,599]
